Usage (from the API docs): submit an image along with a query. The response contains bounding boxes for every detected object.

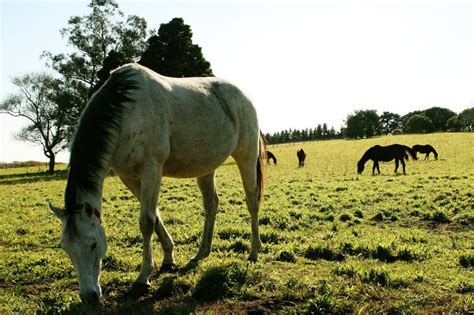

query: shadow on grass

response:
[62,278,197,315]
[0,169,120,186]
[0,169,69,185]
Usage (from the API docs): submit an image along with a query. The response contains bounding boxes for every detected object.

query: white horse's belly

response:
[162,148,233,178]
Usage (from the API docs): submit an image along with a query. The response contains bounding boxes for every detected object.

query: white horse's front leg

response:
[135,164,163,286]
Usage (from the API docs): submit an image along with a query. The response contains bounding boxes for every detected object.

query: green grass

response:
[1,132,473,313]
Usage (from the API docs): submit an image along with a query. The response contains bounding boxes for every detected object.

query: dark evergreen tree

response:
[139,18,213,77]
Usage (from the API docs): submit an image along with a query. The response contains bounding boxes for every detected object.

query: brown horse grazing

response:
[266,151,277,165]
[357,144,417,175]
[412,144,438,160]
[297,148,306,167]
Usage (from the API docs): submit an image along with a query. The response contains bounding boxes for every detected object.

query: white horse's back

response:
[111,64,258,179]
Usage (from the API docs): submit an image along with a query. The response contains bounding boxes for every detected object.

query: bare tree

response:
[0,73,71,173]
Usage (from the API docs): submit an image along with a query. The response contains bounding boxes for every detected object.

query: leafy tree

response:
[403,114,434,133]
[445,115,461,131]
[379,111,402,135]
[344,110,381,139]
[0,74,73,173]
[139,18,213,77]
[42,0,148,113]
[401,110,424,127]
[402,107,455,132]
[423,107,456,131]
[458,107,474,131]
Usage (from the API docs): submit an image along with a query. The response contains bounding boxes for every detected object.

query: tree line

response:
[265,106,474,144]
[264,124,341,144]
[1,1,213,173]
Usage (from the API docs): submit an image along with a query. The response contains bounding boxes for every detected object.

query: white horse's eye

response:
[91,243,97,250]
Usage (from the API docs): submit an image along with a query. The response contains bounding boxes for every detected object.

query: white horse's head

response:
[50,202,107,303]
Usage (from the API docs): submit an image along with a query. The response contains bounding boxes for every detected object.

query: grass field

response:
[1,132,473,314]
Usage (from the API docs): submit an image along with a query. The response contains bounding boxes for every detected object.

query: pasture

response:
[1,132,473,313]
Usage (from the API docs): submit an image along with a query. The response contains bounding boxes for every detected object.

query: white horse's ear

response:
[49,203,66,220]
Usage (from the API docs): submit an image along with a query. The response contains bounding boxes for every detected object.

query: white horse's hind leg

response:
[235,155,262,262]
[154,212,175,268]
[192,171,219,261]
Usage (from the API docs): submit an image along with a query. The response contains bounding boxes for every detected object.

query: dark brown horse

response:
[357,144,417,175]
[412,144,438,160]
[297,148,306,167]
[266,151,277,165]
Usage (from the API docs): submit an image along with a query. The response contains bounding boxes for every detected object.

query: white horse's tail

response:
[257,132,266,206]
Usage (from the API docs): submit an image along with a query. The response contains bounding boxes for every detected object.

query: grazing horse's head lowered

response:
[297,148,306,167]
[357,144,417,175]
[50,63,265,303]
[50,202,106,303]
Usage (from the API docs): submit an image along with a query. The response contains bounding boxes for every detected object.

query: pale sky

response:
[1,0,473,162]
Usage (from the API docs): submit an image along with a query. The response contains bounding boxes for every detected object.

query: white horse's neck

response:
[65,166,108,213]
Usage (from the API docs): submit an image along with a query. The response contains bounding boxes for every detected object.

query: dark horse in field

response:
[357,144,417,175]
[266,151,277,165]
[412,144,438,160]
[297,148,306,167]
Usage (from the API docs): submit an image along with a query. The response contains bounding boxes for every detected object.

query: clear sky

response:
[1,0,473,163]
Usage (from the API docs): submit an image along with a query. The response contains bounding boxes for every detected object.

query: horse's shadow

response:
[106,261,201,311]
[64,265,200,314]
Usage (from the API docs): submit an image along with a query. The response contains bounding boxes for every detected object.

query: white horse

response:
[49,63,265,303]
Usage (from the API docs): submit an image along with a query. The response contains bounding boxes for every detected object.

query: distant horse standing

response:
[412,144,438,160]
[266,151,277,165]
[357,144,417,175]
[49,64,265,303]
[297,148,306,167]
